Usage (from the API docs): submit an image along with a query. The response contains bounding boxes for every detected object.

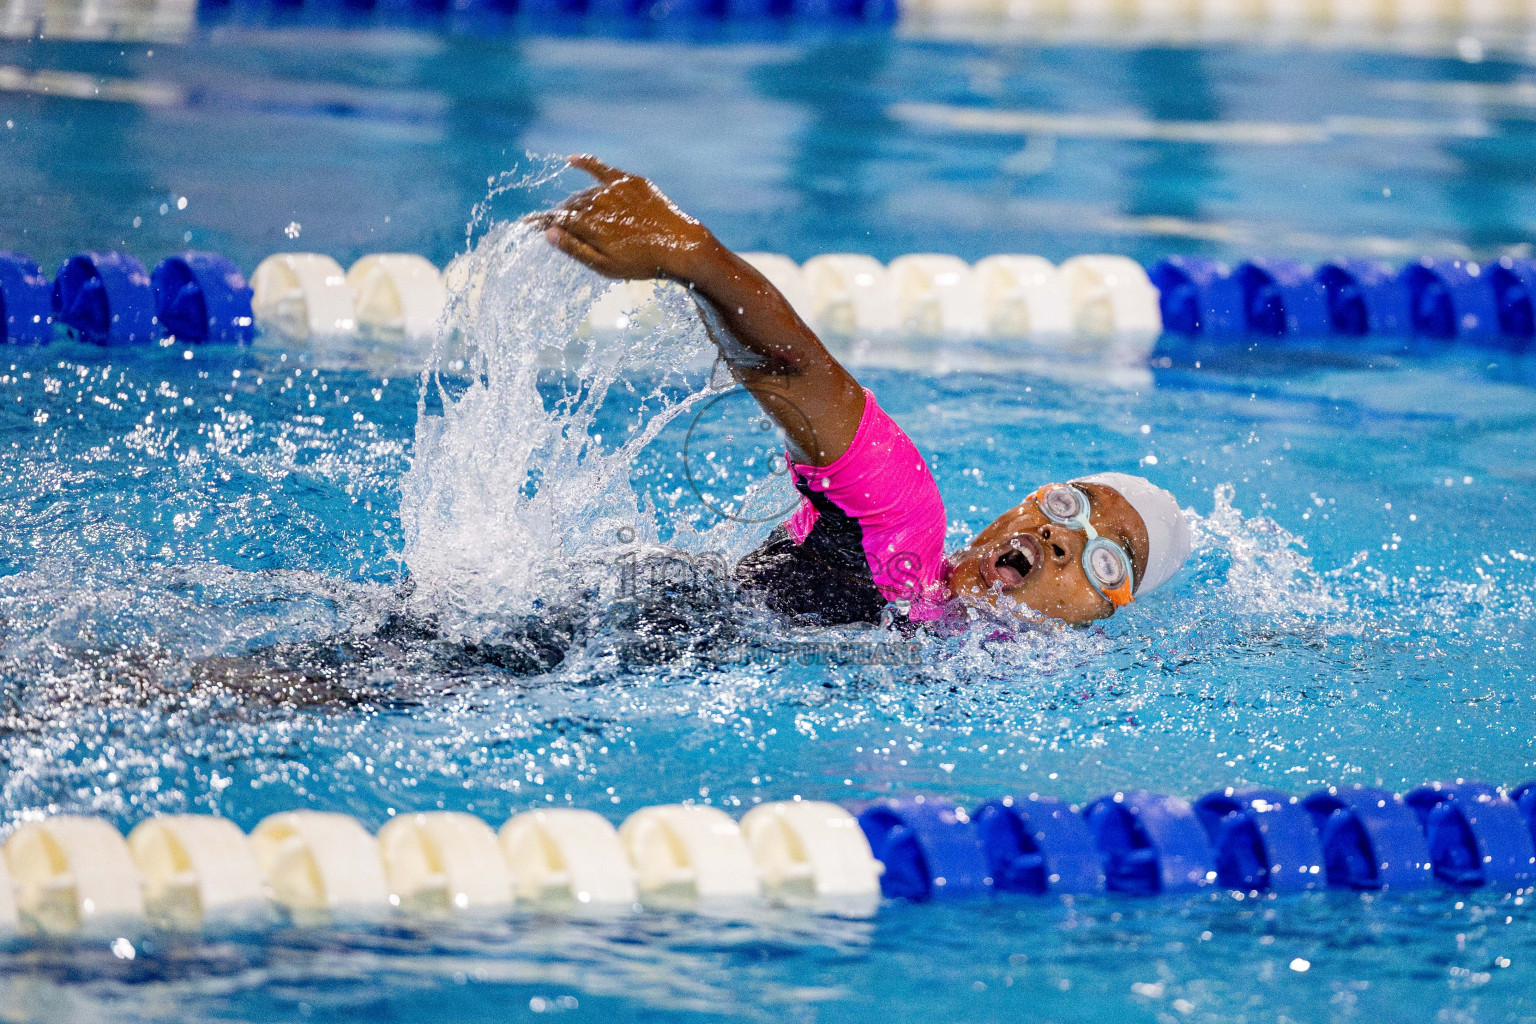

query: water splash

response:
[398,217,720,634]
[1195,484,1344,615]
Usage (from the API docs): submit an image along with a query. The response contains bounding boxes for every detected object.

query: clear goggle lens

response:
[1040,485,1085,522]
[1087,542,1128,588]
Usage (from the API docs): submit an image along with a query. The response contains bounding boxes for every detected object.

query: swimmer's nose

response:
[1038,526,1070,562]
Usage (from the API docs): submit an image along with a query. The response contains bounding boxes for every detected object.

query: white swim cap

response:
[1073,472,1191,597]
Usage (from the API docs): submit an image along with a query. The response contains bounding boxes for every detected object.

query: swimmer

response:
[538,155,1192,627]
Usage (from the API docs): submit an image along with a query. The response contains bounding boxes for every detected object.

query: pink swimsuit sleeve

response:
[784,390,948,621]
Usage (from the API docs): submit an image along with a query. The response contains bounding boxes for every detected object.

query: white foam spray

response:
[398,209,726,634]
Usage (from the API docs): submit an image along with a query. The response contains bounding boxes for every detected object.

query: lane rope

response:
[6,248,1531,357]
[0,781,1532,934]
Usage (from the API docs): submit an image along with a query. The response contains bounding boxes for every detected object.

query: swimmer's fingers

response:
[546,188,595,221]
[568,153,629,185]
[529,207,593,246]
[545,224,621,278]
[545,203,617,256]
[546,183,619,231]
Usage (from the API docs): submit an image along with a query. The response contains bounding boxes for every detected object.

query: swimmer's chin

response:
[936,588,1062,635]
[943,558,1035,616]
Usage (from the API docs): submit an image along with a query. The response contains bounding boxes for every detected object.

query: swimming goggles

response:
[1029,483,1136,609]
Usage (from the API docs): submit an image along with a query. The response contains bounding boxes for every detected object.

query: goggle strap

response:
[1098,577,1135,608]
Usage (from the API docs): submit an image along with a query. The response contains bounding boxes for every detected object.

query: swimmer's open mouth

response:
[984,535,1041,590]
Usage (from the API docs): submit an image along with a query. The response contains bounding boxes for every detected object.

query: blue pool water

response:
[1,21,1536,1024]
[4,27,1536,271]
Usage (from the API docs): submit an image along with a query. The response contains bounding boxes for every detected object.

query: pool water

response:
[1,21,1535,1024]
[4,25,1536,271]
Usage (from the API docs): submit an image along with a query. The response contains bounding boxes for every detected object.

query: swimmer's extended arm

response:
[537,155,864,467]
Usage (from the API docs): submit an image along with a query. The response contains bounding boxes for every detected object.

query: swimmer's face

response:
[946,482,1150,624]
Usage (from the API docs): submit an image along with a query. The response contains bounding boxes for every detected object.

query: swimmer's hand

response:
[539,154,865,468]
[535,155,719,282]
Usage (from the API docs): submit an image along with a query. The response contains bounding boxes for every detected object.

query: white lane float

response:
[0,850,16,931]
[739,800,883,914]
[498,809,637,908]
[740,252,811,318]
[579,279,668,339]
[230,243,1181,372]
[887,254,986,339]
[377,812,514,914]
[346,254,446,345]
[1136,0,1201,21]
[909,0,1536,25]
[1058,254,1163,361]
[33,0,197,40]
[1457,0,1527,27]
[973,254,1074,343]
[619,804,761,907]
[4,816,144,933]
[139,0,198,41]
[2,0,43,38]
[1322,0,1382,24]
[1390,0,1458,24]
[927,0,1015,17]
[251,253,357,343]
[248,811,389,916]
[801,254,899,337]
[127,815,267,927]
[1196,0,1272,24]
[1061,0,1135,24]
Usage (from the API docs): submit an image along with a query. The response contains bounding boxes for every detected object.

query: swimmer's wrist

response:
[666,232,732,288]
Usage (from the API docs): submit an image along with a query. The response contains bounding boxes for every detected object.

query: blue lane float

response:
[1400,259,1501,343]
[855,798,993,901]
[1151,258,1333,341]
[0,252,52,345]
[53,251,157,346]
[1154,254,1531,347]
[152,252,255,344]
[1303,785,1434,891]
[1232,259,1331,338]
[1082,791,1214,895]
[1148,255,1227,338]
[1490,780,1536,865]
[1314,259,1411,338]
[972,795,1103,895]
[789,0,897,19]
[1194,788,1326,893]
[1487,257,1536,345]
[854,782,1532,903]
[1405,782,1536,890]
